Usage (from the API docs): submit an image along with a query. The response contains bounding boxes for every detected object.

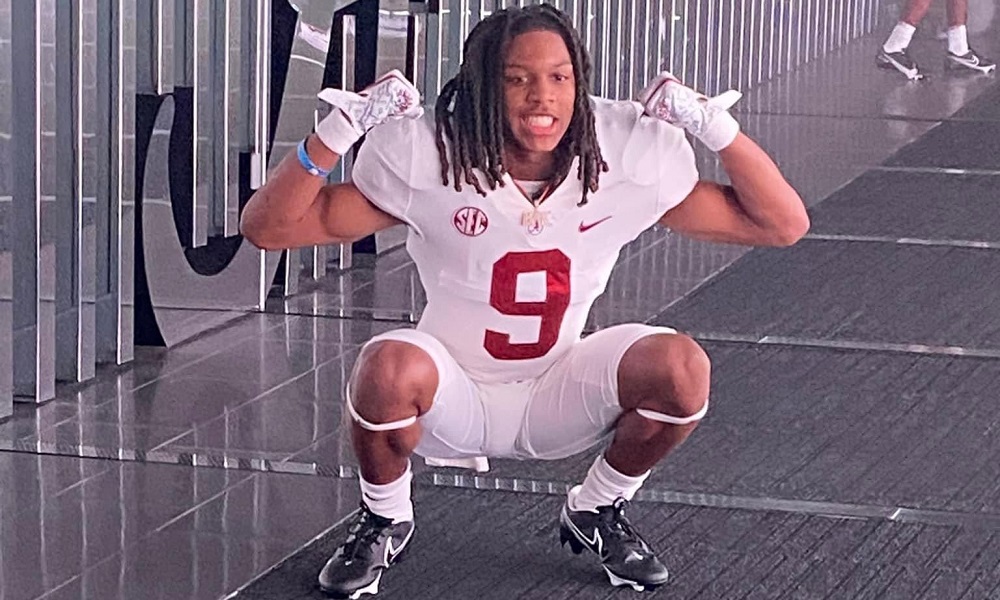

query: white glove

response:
[314,69,423,155]
[638,72,742,152]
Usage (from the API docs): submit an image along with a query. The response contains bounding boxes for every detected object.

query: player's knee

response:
[622,333,710,418]
[350,340,438,424]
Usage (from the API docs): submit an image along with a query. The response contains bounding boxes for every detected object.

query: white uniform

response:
[350,97,699,460]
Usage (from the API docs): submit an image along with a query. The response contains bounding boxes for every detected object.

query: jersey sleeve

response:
[605,100,700,217]
[349,116,423,227]
[652,121,700,216]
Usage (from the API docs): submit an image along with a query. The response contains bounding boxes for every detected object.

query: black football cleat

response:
[877,48,924,81]
[946,49,997,74]
[318,503,414,599]
[559,490,669,592]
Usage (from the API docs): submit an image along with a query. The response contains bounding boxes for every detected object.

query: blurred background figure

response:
[877,0,996,80]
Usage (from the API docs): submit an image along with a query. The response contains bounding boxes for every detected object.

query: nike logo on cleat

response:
[386,539,404,561]
[382,530,411,565]
[564,515,604,556]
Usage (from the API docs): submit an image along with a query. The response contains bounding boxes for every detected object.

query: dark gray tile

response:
[0,401,81,443]
[951,81,1000,121]
[0,460,251,600]
[61,462,252,542]
[79,376,269,429]
[649,345,1000,513]
[35,473,360,600]
[36,525,295,600]
[653,240,1000,350]
[21,419,192,454]
[809,171,1000,241]
[151,309,264,349]
[181,472,361,546]
[261,315,414,347]
[168,339,349,394]
[65,313,299,397]
[284,427,358,471]
[377,344,1000,517]
[158,368,351,461]
[0,453,108,520]
[884,120,1000,171]
[158,350,357,458]
[588,230,748,330]
[734,113,935,207]
[234,487,1000,600]
[276,251,424,322]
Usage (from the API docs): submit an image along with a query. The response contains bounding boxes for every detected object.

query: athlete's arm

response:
[241,70,421,251]
[639,72,809,247]
[241,135,402,251]
[659,134,808,246]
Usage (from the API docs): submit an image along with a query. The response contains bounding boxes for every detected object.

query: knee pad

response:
[345,382,418,431]
[635,399,708,425]
[346,398,418,431]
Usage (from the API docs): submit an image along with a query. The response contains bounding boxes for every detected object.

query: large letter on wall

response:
[132,0,286,346]
[11,0,57,402]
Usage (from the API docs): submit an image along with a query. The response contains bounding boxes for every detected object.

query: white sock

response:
[359,461,414,523]
[948,25,969,56]
[569,455,650,513]
[883,22,916,53]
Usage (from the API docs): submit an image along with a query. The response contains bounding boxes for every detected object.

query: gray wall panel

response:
[11,0,56,402]
[95,0,135,366]
[137,0,175,95]
[0,0,11,418]
[218,0,242,237]
[55,0,98,383]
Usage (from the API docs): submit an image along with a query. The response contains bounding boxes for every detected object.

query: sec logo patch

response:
[453,207,489,237]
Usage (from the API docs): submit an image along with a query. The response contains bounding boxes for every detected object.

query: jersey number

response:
[484,250,571,360]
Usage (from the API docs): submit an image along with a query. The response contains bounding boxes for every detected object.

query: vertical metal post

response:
[11,0,56,401]
[95,0,135,365]
[214,0,241,237]
[136,0,175,95]
[0,0,14,415]
[423,0,443,105]
[445,0,467,83]
[55,0,98,383]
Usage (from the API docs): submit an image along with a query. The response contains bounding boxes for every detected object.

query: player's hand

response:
[315,69,423,155]
[638,72,742,152]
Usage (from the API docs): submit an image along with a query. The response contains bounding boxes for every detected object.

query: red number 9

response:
[484,250,571,360]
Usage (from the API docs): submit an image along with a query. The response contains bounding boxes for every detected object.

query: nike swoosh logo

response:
[386,540,403,561]
[579,216,613,232]
[564,514,604,556]
[383,528,413,564]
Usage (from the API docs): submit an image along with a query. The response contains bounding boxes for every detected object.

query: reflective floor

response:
[3,20,1000,600]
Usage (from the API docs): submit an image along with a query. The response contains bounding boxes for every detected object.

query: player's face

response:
[503,29,576,156]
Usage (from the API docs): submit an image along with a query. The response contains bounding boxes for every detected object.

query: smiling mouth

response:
[522,115,558,135]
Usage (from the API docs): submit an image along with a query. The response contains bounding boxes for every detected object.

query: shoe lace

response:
[602,498,652,553]
[338,504,392,562]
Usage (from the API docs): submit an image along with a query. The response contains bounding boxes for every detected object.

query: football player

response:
[242,5,809,598]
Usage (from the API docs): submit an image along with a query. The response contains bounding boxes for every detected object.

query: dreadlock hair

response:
[434,4,607,206]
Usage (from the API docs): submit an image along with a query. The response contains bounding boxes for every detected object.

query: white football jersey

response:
[351,97,699,383]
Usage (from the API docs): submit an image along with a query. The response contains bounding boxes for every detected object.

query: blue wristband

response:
[297,139,331,178]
